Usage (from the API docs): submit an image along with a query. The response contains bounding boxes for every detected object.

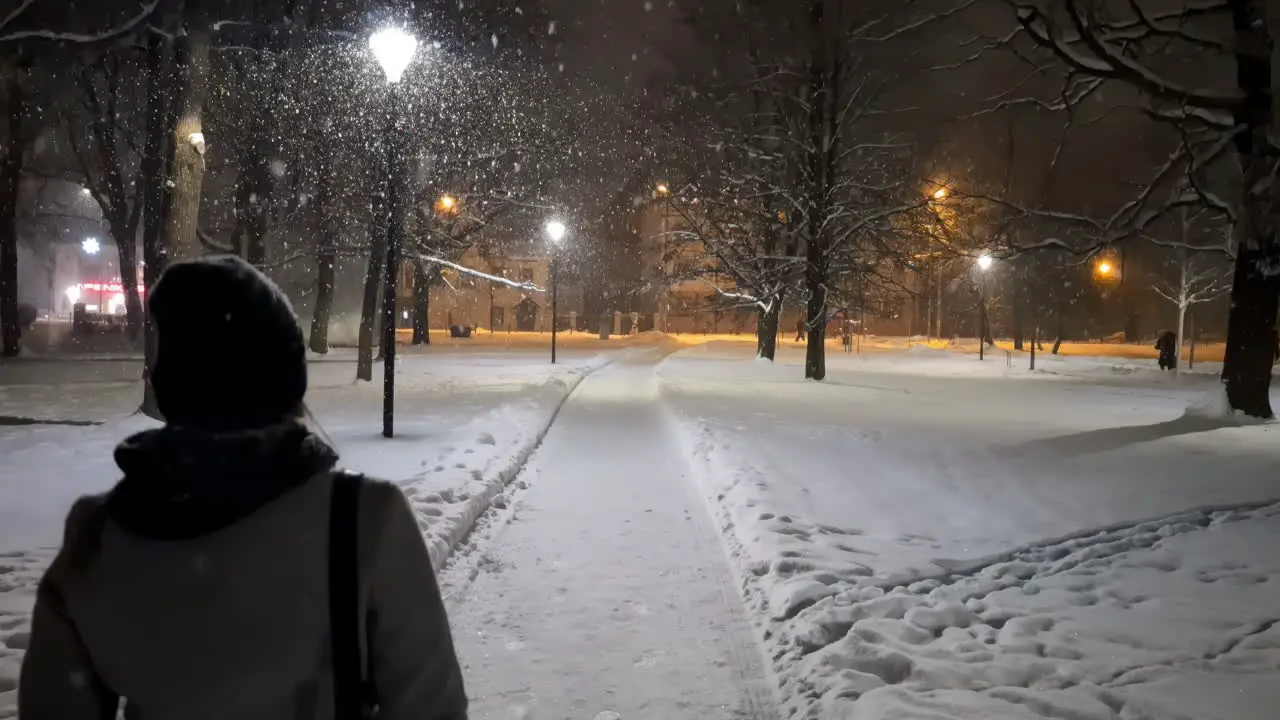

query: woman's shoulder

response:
[339,473,416,535]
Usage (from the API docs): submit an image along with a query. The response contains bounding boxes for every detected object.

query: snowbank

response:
[660,342,1280,719]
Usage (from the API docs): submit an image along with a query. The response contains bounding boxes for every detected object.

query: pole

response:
[550,247,558,364]
[1030,324,1037,370]
[381,88,400,439]
[978,283,985,361]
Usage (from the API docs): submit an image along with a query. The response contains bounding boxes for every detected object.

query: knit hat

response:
[148,255,307,431]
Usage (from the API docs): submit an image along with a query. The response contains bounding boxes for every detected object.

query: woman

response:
[1155,330,1177,371]
[19,255,467,720]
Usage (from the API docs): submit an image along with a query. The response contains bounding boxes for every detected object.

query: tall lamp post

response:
[546,219,567,364]
[370,26,418,439]
[81,238,102,310]
[976,252,994,360]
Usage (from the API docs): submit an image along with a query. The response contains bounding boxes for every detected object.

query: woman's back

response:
[19,256,467,720]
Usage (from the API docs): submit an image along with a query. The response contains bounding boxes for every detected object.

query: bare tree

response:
[66,53,147,340]
[980,0,1279,415]
[1150,212,1233,373]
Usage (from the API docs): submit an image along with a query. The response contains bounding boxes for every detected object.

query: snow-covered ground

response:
[441,350,776,719]
[661,342,1280,719]
[0,344,626,718]
[4,336,1278,719]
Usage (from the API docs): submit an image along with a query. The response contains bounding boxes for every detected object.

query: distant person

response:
[20,256,467,720]
[1155,330,1177,370]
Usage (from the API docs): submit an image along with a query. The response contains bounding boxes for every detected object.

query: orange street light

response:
[656,183,670,195]
[437,194,458,213]
[1096,260,1113,276]
[932,187,948,200]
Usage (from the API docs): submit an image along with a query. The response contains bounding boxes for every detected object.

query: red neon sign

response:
[79,282,145,295]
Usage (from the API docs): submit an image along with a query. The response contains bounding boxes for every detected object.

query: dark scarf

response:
[107,421,338,541]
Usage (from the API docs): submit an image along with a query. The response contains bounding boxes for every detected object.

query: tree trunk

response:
[802,0,831,382]
[1221,240,1279,417]
[1175,302,1187,375]
[139,34,173,419]
[114,216,143,341]
[88,66,145,340]
[308,248,336,354]
[804,292,826,380]
[1220,0,1278,418]
[412,262,429,344]
[356,185,387,381]
[0,60,24,358]
[756,296,780,360]
[236,94,273,264]
[161,27,212,262]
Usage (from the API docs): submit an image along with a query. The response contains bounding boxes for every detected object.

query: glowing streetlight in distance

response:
[546,220,567,244]
[656,183,670,195]
[932,187,948,200]
[1096,260,1113,276]
[976,253,993,271]
[437,194,458,213]
[369,27,419,83]
[82,237,100,255]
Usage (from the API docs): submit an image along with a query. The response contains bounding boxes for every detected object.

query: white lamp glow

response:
[546,220,567,244]
[82,238,100,255]
[370,27,419,83]
[976,253,994,271]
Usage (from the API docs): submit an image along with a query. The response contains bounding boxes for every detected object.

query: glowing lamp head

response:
[370,27,419,83]
[1096,261,1113,275]
[976,253,994,271]
[932,188,947,200]
[82,238,100,255]
[546,220,567,244]
[656,183,670,195]
[438,194,457,212]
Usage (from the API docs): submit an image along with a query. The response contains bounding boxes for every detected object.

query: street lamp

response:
[82,237,100,255]
[975,253,994,359]
[546,220,567,364]
[370,26,419,439]
[437,193,458,213]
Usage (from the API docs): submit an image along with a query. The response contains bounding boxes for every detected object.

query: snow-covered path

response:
[443,350,777,720]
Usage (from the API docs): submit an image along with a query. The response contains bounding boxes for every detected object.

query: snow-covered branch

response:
[417,255,544,293]
[0,0,161,44]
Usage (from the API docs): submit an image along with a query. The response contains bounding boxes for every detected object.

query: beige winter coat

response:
[19,473,467,720]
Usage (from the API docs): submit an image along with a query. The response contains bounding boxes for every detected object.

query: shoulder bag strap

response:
[329,471,364,720]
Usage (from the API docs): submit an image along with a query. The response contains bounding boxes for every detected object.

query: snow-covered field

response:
[3,335,1278,719]
[661,342,1280,720]
[0,344,625,717]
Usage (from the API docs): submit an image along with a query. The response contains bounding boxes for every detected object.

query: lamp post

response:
[546,220,567,364]
[370,26,418,439]
[81,238,102,310]
[975,252,993,360]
